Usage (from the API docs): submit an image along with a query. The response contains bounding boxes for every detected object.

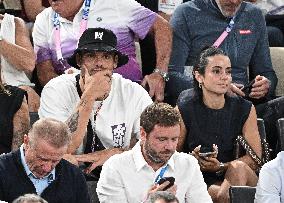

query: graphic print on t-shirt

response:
[111,123,126,147]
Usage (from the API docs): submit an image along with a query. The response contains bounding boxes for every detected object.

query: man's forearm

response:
[66,91,99,153]
[153,15,172,72]
[36,61,58,86]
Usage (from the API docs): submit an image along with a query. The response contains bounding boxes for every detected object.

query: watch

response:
[216,162,225,176]
[153,68,169,82]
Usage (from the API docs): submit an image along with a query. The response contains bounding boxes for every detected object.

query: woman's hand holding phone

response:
[192,144,220,172]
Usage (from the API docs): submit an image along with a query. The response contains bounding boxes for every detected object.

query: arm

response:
[12,97,30,150]
[169,5,191,67]
[249,10,277,99]
[0,17,35,74]
[23,0,46,22]
[36,60,58,86]
[175,106,187,152]
[75,171,91,203]
[141,15,172,101]
[255,164,281,203]
[66,70,112,153]
[237,105,262,170]
[32,11,58,86]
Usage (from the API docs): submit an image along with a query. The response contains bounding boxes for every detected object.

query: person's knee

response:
[226,161,250,178]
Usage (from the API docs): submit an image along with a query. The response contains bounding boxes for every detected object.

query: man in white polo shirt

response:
[38,28,152,178]
[33,0,172,102]
[97,103,212,203]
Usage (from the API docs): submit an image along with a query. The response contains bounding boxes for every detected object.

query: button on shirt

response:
[20,145,55,195]
[97,141,212,203]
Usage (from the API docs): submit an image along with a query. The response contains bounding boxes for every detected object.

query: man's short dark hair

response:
[140,103,180,134]
[146,191,179,203]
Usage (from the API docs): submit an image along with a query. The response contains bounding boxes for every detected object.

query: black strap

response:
[75,74,105,154]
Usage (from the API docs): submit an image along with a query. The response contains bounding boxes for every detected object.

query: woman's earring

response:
[199,82,202,88]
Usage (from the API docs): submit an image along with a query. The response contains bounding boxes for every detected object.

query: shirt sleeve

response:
[97,159,129,203]
[75,171,91,203]
[117,0,158,39]
[38,80,75,122]
[248,9,277,98]
[169,4,191,68]
[32,9,53,64]
[186,158,213,203]
[254,164,281,203]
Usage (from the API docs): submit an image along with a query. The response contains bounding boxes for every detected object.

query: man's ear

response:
[23,134,29,148]
[113,55,118,68]
[76,53,82,67]
[140,127,147,142]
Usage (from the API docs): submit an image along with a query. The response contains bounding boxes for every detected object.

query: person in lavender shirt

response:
[33,0,172,102]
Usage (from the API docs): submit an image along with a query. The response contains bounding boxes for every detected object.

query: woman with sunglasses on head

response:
[176,47,262,203]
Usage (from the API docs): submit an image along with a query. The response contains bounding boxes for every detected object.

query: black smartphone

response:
[242,80,255,97]
[157,177,175,191]
[199,146,214,157]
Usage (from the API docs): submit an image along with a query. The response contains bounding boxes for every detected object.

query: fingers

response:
[250,75,269,99]
[230,83,245,97]
[85,161,102,174]
[154,80,165,102]
[74,154,95,163]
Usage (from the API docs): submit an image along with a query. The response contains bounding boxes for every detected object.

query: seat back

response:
[229,186,256,203]
[257,118,267,140]
[270,47,284,96]
[277,118,284,151]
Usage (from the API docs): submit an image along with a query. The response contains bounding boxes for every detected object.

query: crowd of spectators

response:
[0,0,283,202]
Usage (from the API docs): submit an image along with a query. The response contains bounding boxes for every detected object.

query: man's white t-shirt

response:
[39,73,152,150]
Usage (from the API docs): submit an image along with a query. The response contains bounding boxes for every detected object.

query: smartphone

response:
[157,177,175,191]
[199,146,215,157]
[242,80,255,97]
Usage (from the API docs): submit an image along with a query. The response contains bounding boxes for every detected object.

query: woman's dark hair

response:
[193,46,228,99]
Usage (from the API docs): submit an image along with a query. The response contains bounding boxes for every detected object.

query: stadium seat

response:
[229,186,256,203]
[270,47,284,96]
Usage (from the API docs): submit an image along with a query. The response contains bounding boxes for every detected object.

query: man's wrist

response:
[153,68,169,82]
[216,162,226,176]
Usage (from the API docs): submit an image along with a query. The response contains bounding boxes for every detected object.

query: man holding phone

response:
[97,103,212,203]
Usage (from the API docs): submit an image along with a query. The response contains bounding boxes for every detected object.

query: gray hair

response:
[12,194,48,203]
[28,118,71,148]
[146,191,179,203]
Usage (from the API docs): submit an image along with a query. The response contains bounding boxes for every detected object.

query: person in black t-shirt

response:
[176,47,262,203]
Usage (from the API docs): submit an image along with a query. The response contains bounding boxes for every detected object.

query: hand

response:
[63,153,79,166]
[228,83,245,97]
[249,75,269,99]
[192,144,219,172]
[141,72,165,102]
[74,148,120,174]
[147,182,177,197]
[198,157,221,173]
[83,69,112,100]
